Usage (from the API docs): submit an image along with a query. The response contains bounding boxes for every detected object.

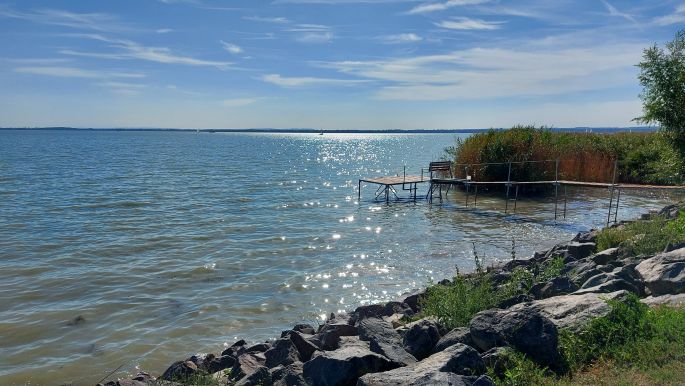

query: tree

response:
[636,30,685,153]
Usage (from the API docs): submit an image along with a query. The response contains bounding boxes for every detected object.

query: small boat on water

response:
[319,129,324,136]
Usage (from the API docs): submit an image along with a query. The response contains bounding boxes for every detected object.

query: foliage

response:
[449,126,684,186]
[596,208,685,255]
[636,30,685,154]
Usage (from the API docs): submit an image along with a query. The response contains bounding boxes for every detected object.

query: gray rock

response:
[98,372,156,386]
[642,293,685,307]
[246,343,271,353]
[160,360,199,382]
[357,344,484,385]
[664,242,685,253]
[265,338,300,368]
[203,353,236,374]
[433,327,473,353]
[573,229,598,244]
[497,293,533,309]
[352,302,414,324]
[402,290,426,313]
[658,204,680,219]
[235,366,271,386]
[358,317,416,365]
[530,276,578,299]
[564,242,596,261]
[473,375,495,386]
[481,347,511,378]
[271,362,307,386]
[636,248,685,296]
[318,321,359,350]
[469,309,560,368]
[292,323,316,335]
[302,337,401,386]
[284,330,319,362]
[222,339,247,356]
[402,318,441,360]
[591,248,620,265]
[230,353,267,381]
[508,290,628,330]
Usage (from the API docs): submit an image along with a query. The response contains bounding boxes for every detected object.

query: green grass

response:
[596,209,685,255]
[488,295,685,386]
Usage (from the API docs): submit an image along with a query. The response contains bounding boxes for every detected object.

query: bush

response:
[596,209,685,255]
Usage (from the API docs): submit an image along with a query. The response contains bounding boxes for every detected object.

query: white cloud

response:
[98,81,147,95]
[221,41,243,54]
[287,24,334,43]
[156,28,173,34]
[378,33,422,43]
[320,42,642,100]
[653,4,685,26]
[0,7,131,32]
[600,0,637,24]
[222,98,259,107]
[14,66,144,79]
[407,0,490,15]
[261,73,368,87]
[243,16,290,23]
[435,17,503,30]
[61,34,231,68]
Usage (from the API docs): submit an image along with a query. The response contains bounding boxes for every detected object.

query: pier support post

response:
[606,160,618,226]
[514,184,519,213]
[554,159,559,221]
[358,180,362,201]
[563,185,568,219]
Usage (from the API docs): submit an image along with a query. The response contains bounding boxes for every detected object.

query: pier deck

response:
[358,175,428,202]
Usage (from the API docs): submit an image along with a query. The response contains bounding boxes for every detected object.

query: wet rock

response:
[432,327,473,353]
[229,353,267,381]
[98,372,156,386]
[202,353,235,374]
[402,318,442,360]
[357,343,484,385]
[636,248,685,296]
[591,248,620,265]
[221,339,247,356]
[160,360,199,382]
[508,290,628,330]
[264,338,300,368]
[318,321,359,350]
[67,315,86,326]
[469,309,560,368]
[358,317,416,365]
[302,336,401,386]
[530,276,578,299]
[283,330,318,362]
[497,294,533,309]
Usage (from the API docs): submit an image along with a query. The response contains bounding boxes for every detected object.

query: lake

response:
[0,130,677,385]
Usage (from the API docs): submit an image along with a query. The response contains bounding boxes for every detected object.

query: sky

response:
[0,0,683,130]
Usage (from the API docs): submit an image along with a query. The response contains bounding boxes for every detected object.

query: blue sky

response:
[0,0,683,129]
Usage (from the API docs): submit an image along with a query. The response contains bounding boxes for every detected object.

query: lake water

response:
[0,130,679,385]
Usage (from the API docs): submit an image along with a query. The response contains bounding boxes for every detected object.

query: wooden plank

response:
[360,175,427,185]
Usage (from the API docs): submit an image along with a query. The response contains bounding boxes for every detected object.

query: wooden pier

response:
[359,160,685,225]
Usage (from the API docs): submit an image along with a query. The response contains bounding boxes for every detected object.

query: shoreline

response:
[100,203,685,386]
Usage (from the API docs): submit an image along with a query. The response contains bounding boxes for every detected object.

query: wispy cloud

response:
[261,73,368,87]
[287,24,334,43]
[156,28,173,34]
[378,33,422,43]
[653,4,685,26]
[407,0,490,15]
[435,17,503,30]
[221,41,243,54]
[97,81,147,95]
[157,0,240,11]
[320,42,642,100]
[61,34,231,68]
[14,66,145,79]
[243,16,290,23]
[0,7,131,32]
[600,0,637,24]
[222,98,259,107]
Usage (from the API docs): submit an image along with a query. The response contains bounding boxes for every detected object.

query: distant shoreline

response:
[0,127,659,134]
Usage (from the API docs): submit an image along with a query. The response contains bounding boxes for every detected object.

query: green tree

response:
[636,30,685,153]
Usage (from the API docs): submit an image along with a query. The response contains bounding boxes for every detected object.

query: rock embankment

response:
[100,205,685,386]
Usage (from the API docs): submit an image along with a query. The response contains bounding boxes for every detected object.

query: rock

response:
[564,242,596,261]
[302,337,401,386]
[469,309,560,368]
[530,276,578,299]
[432,327,473,353]
[265,338,300,368]
[508,290,628,330]
[402,318,441,360]
[352,302,413,324]
[229,353,267,381]
[292,323,316,335]
[658,204,680,219]
[358,317,416,365]
[318,321,359,350]
[576,264,644,295]
[271,362,307,386]
[573,229,598,243]
[664,242,685,253]
[203,353,236,374]
[246,343,271,353]
[235,366,271,386]
[357,344,484,385]
[481,347,511,378]
[502,258,534,272]
[98,372,156,386]
[497,294,533,309]
[591,248,620,265]
[636,248,685,296]
[473,375,495,386]
[222,339,247,356]
[283,330,319,362]
[160,360,199,382]
[642,293,685,307]
[402,290,426,313]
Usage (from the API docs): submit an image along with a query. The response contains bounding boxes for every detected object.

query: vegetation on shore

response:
[446,126,684,186]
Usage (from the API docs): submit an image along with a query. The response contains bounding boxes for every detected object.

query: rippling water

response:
[0,130,680,385]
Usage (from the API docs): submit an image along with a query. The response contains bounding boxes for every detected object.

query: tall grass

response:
[596,210,685,255]
[447,126,685,185]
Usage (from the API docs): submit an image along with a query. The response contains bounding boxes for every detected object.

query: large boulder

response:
[433,327,473,353]
[508,290,628,330]
[318,321,359,350]
[271,362,307,386]
[402,319,442,360]
[591,248,621,265]
[302,337,401,386]
[283,330,319,362]
[358,317,416,365]
[564,242,596,261]
[357,343,484,386]
[351,302,413,324]
[642,293,685,307]
[235,366,271,386]
[229,353,267,382]
[469,309,560,368]
[159,360,200,382]
[402,290,427,313]
[264,338,300,368]
[635,248,685,296]
[576,264,644,296]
